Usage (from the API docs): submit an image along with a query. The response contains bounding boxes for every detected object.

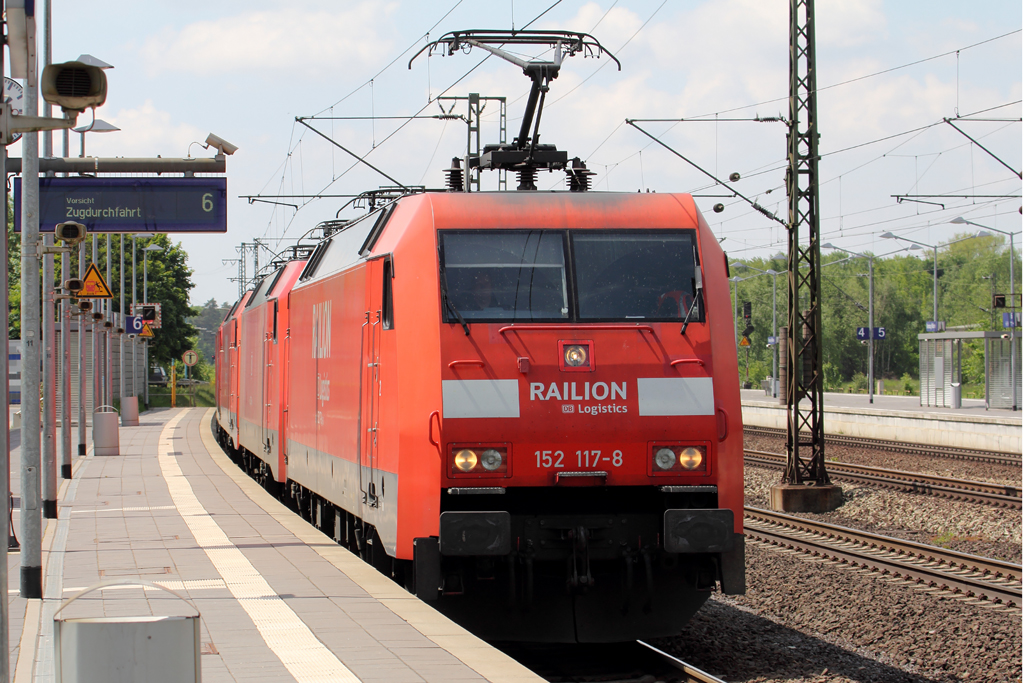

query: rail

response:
[745,449,1022,508]
[743,426,1022,467]
[744,507,1021,609]
[637,641,727,683]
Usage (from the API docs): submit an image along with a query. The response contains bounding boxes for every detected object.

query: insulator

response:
[565,158,594,192]
[445,157,464,192]
[517,167,537,191]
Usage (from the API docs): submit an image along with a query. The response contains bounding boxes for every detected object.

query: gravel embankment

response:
[655,542,1022,683]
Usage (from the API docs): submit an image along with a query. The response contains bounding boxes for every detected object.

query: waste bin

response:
[950,382,962,409]
[121,396,139,427]
[93,406,120,456]
[54,580,201,683]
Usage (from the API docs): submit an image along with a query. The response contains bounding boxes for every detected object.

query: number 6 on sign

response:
[124,315,144,334]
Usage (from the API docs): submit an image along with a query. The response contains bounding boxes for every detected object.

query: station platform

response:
[8,408,543,683]
[740,389,1022,453]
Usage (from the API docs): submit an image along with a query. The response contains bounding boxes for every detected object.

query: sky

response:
[23,0,1022,307]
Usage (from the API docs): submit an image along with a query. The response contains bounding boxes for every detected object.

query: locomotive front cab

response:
[429,193,744,642]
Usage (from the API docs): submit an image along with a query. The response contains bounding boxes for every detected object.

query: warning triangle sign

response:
[139,322,155,338]
[79,263,114,299]
[739,336,751,347]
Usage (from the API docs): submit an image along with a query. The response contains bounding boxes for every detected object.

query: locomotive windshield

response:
[440,229,701,323]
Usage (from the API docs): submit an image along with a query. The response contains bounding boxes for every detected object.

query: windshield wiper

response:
[439,261,470,335]
[680,268,703,336]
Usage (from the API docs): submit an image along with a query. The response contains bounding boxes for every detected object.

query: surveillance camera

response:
[205,133,238,156]
[78,301,93,312]
[860,340,869,345]
[55,221,87,245]
[64,278,83,293]
[40,62,107,112]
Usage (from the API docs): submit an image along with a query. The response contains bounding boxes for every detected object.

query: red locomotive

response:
[215,30,744,643]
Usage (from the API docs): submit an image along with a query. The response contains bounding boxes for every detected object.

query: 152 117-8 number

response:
[536,449,623,469]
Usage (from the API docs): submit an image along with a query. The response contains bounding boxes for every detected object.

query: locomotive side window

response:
[572,231,701,322]
[382,257,394,330]
[440,231,569,322]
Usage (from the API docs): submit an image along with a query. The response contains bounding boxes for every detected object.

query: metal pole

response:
[106,234,112,407]
[772,273,778,397]
[61,249,71,479]
[132,236,137,398]
[143,249,149,408]
[42,235,55,518]
[868,257,874,404]
[78,241,86,455]
[1010,233,1017,410]
[92,236,99,420]
[119,235,124,400]
[0,27,11,677]
[20,9,43,597]
[932,245,938,324]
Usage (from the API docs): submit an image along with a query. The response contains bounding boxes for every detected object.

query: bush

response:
[851,372,868,392]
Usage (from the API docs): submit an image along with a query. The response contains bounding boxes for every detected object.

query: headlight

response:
[454,449,478,472]
[649,444,708,474]
[564,344,588,367]
[679,447,703,470]
[449,445,509,476]
[654,447,677,470]
[480,448,504,471]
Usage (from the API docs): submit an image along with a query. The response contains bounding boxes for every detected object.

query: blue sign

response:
[767,336,777,345]
[857,327,886,340]
[925,321,946,333]
[124,315,143,334]
[1004,312,1021,329]
[14,177,227,233]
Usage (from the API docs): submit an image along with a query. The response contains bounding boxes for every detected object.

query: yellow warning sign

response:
[739,336,751,347]
[139,322,155,339]
[79,263,113,299]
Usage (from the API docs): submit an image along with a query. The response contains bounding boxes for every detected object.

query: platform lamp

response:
[953,217,1020,411]
[72,118,120,158]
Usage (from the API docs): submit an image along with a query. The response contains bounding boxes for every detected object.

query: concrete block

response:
[770,483,843,513]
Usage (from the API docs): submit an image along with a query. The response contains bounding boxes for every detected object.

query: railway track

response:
[744,507,1022,610]
[745,449,1023,509]
[743,426,1022,467]
[637,641,726,683]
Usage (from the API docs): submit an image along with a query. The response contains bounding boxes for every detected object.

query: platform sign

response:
[78,262,113,298]
[132,303,162,329]
[767,336,777,345]
[124,315,143,334]
[857,327,887,340]
[182,350,198,366]
[13,177,227,233]
[925,320,946,333]
[1004,312,1021,329]
[139,322,155,339]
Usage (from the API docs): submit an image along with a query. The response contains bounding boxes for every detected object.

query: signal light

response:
[993,294,1006,309]
[450,445,509,477]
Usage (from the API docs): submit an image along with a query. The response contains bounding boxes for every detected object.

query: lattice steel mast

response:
[776,0,840,510]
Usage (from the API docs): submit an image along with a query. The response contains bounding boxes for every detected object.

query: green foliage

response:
[730,231,1019,388]
[851,372,868,392]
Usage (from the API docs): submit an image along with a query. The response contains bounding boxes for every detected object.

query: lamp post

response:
[72,118,120,157]
[953,218,1020,410]
[822,244,875,403]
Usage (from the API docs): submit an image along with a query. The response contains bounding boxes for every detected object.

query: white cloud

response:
[80,101,205,158]
[140,4,395,76]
